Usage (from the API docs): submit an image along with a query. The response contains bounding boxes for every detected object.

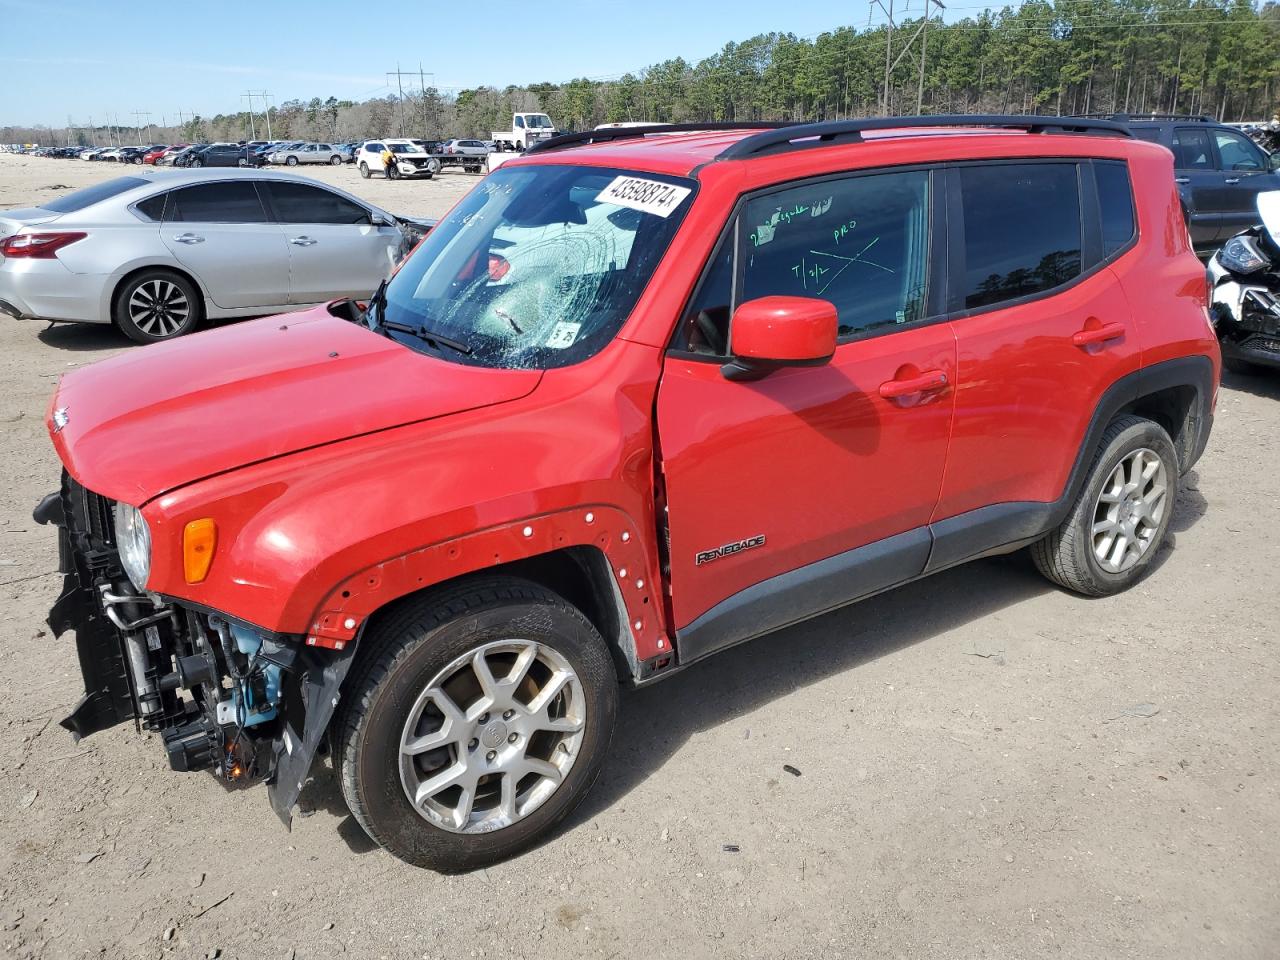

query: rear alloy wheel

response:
[330,155,342,165]
[114,270,201,343]
[335,578,618,872]
[358,161,371,179]
[1032,415,1178,595]
[286,155,298,166]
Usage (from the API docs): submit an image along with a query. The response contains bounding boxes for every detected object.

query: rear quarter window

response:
[1094,161,1136,257]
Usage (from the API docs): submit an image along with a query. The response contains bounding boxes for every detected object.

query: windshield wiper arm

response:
[380,319,473,355]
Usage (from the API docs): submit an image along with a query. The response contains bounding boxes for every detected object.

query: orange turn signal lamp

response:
[183,518,218,584]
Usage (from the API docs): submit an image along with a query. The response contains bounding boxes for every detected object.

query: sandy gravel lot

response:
[0,152,1277,960]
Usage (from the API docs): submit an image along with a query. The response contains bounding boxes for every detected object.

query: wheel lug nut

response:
[478,713,489,724]
[486,750,496,762]
[468,738,478,750]
[507,733,518,744]
[503,709,514,720]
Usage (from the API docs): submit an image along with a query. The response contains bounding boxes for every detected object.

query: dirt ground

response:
[0,152,1277,960]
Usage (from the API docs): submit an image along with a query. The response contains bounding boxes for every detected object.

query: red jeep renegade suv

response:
[37,116,1219,871]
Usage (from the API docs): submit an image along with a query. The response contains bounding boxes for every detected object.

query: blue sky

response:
[0,0,986,127]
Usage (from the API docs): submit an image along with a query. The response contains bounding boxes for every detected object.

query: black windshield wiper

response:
[380,319,473,355]
[364,278,388,328]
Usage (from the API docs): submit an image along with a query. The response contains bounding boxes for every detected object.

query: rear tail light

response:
[1,232,88,259]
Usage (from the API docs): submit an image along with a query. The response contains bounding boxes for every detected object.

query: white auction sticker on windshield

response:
[596,176,691,218]
[545,322,582,349]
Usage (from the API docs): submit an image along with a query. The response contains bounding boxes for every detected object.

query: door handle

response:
[879,369,948,399]
[1072,322,1126,347]
[1224,177,1241,184]
[172,233,204,244]
[1174,177,1190,184]
[289,236,318,246]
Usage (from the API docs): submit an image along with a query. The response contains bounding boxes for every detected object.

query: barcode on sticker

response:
[596,176,691,218]
[545,322,581,349]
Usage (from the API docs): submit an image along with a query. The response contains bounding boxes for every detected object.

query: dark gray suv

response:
[1116,115,1280,252]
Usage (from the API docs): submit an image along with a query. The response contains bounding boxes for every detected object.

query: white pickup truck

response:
[491,113,558,151]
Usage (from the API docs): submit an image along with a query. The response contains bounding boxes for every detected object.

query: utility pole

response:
[132,110,152,142]
[259,92,273,140]
[388,65,415,137]
[917,0,944,115]
[241,92,257,139]
[876,0,895,115]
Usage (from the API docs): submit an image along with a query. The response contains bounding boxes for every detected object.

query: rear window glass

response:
[959,162,1082,310]
[1130,127,1162,144]
[1095,161,1136,256]
[42,177,149,213]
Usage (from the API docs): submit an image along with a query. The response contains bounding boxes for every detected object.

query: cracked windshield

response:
[377,164,695,368]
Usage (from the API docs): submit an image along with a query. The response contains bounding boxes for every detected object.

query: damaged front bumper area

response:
[37,475,356,823]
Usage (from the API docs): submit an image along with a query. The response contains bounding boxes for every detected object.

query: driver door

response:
[655,167,956,652]
[1209,127,1279,241]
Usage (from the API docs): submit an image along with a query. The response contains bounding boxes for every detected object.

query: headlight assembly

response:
[113,501,152,591]
[1218,235,1269,276]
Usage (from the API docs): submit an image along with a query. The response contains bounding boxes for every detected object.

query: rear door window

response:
[264,182,370,224]
[1171,128,1213,170]
[165,182,269,223]
[958,162,1082,310]
[134,192,167,221]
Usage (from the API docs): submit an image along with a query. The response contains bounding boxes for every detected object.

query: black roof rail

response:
[524,121,788,156]
[718,114,1132,159]
[1071,112,1217,123]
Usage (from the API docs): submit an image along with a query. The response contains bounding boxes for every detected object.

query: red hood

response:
[49,307,542,504]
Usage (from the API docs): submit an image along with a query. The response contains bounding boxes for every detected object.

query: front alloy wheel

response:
[336,578,617,872]
[399,640,586,834]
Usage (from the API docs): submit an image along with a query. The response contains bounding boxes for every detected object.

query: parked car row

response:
[0,169,432,342]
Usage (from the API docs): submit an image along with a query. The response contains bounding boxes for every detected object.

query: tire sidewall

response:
[113,270,201,343]
[346,597,617,871]
[359,162,370,179]
[1070,420,1179,592]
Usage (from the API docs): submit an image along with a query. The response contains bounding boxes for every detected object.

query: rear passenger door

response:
[933,160,1140,564]
[159,181,291,310]
[1170,126,1224,247]
[261,181,398,303]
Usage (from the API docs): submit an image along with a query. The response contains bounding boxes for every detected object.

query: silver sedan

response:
[0,169,406,342]
[268,142,344,166]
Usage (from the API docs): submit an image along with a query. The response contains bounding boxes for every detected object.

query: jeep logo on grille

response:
[695,534,766,566]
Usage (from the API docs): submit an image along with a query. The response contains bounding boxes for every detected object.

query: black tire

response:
[286,155,298,166]
[358,161,370,179]
[1031,415,1178,596]
[112,269,202,343]
[387,165,400,180]
[1222,355,1260,376]
[334,577,618,872]
[330,155,342,165]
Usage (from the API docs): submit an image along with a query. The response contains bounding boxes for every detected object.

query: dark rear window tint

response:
[1130,127,1162,144]
[1095,161,1136,256]
[959,162,1082,311]
[265,182,369,224]
[165,182,267,223]
[42,177,149,213]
